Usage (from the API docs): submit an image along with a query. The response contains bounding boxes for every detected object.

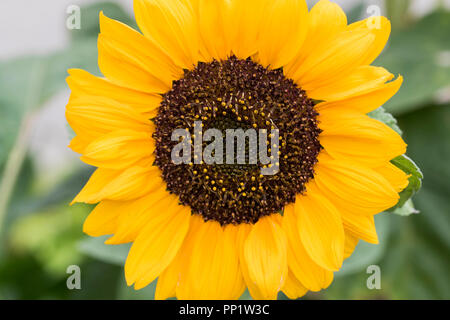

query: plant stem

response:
[0,61,45,234]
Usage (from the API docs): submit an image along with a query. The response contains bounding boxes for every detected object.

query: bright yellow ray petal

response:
[134,0,200,69]
[243,215,288,300]
[315,75,403,114]
[292,29,374,89]
[68,135,90,154]
[224,0,267,59]
[314,153,400,215]
[105,188,171,244]
[347,16,391,65]
[125,199,191,290]
[67,69,161,117]
[83,200,122,237]
[80,129,155,170]
[176,216,244,299]
[155,248,183,300]
[282,204,334,291]
[72,166,162,204]
[256,0,308,69]
[374,163,410,193]
[342,212,379,244]
[285,0,347,77]
[295,183,345,271]
[307,65,394,101]
[291,16,391,90]
[319,110,407,168]
[344,232,359,259]
[236,222,265,299]
[66,96,151,152]
[196,0,230,61]
[98,12,182,94]
[282,270,308,300]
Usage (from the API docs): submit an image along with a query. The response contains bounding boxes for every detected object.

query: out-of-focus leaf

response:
[117,276,157,300]
[6,167,94,224]
[381,104,450,299]
[369,106,403,135]
[346,2,365,24]
[398,104,450,248]
[391,154,424,208]
[9,204,88,276]
[386,0,411,30]
[78,235,130,266]
[377,10,450,115]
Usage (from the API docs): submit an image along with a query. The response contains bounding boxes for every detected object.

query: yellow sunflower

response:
[66,0,409,300]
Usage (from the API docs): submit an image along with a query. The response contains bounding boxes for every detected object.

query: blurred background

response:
[0,0,448,299]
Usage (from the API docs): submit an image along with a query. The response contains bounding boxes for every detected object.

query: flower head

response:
[67,0,408,299]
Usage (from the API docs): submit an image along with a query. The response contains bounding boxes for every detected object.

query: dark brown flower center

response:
[153,56,321,225]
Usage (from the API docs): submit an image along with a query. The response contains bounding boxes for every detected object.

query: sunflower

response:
[66,0,409,300]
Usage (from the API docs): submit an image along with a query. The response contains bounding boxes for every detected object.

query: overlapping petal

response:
[318,110,407,168]
[176,216,245,299]
[125,197,191,289]
[98,12,182,93]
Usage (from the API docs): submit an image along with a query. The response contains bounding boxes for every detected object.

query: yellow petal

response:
[71,168,119,204]
[105,188,171,244]
[314,154,400,215]
[347,16,391,65]
[342,212,379,244]
[67,69,161,117]
[66,95,151,152]
[98,13,181,94]
[282,270,308,300]
[291,16,391,90]
[256,0,308,69]
[307,65,394,101]
[285,0,347,77]
[319,110,407,168]
[295,183,345,271]
[196,0,230,61]
[224,0,268,59]
[125,199,190,290]
[72,166,162,204]
[155,249,183,300]
[344,232,359,259]
[292,29,374,89]
[315,75,403,114]
[134,0,200,69]
[236,222,264,299]
[83,200,122,237]
[176,216,244,299]
[80,129,155,169]
[374,163,410,193]
[243,215,288,300]
[68,135,90,154]
[282,204,334,291]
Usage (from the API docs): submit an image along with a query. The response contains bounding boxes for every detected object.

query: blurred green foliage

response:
[0,1,448,300]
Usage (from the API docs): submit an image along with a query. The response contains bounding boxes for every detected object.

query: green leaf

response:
[385,0,411,30]
[390,154,424,208]
[368,106,403,135]
[78,235,130,266]
[377,10,450,115]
